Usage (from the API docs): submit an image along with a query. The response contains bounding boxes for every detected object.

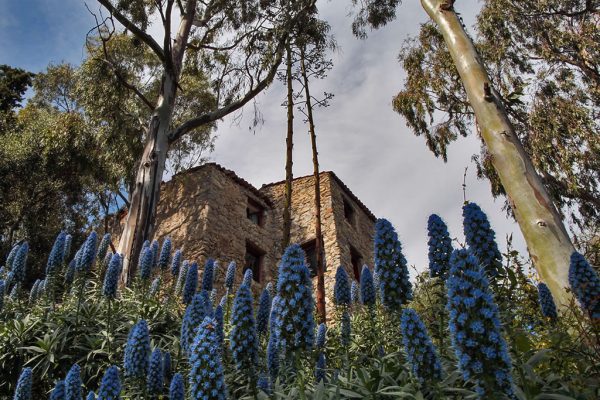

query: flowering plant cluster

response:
[427,214,453,278]
[400,308,443,383]
[462,203,502,277]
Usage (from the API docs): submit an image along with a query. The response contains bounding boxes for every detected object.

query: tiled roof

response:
[260,171,376,222]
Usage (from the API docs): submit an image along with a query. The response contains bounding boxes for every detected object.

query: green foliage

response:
[392,1,599,232]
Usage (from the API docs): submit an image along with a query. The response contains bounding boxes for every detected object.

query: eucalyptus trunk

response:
[282,41,294,250]
[421,0,575,305]
[118,1,196,284]
[300,47,326,322]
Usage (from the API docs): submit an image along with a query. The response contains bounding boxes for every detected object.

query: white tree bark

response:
[421,0,575,305]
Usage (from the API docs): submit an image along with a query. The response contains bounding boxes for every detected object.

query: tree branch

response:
[168,37,287,143]
[96,0,166,62]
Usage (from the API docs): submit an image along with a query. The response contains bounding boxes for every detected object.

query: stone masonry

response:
[115,163,376,313]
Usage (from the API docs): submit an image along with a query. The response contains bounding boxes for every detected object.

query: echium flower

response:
[214,305,224,345]
[372,270,381,302]
[569,251,600,319]
[242,268,253,287]
[163,351,172,382]
[63,234,72,263]
[78,231,98,272]
[315,352,326,383]
[225,261,236,290]
[256,286,271,336]
[65,260,76,287]
[351,281,360,305]
[102,254,122,299]
[265,281,275,298]
[334,266,351,306]
[202,258,215,292]
[5,244,19,270]
[97,234,111,265]
[86,391,95,400]
[360,266,376,306]
[65,363,82,400]
[446,249,514,398]
[181,292,213,355]
[149,277,161,297]
[13,367,32,400]
[182,262,198,304]
[169,373,185,400]
[189,316,227,400]
[124,320,151,379]
[49,380,65,400]
[427,214,453,279]
[150,240,159,269]
[29,279,41,304]
[46,231,66,275]
[96,366,121,400]
[267,296,282,380]
[11,242,29,283]
[147,348,164,395]
[274,245,315,354]
[462,203,502,277]
[230,284,258,370]
[175,260,189,295]
[9,283,19,301]
[374,219,412,310]
[138,247,153,281]
[537,283,558,320]
[340,309,351,347]
[158,238,172,270]
[0,280,5,312]
[400,308,443,383]
[315,323,327,349]
[257,375,270,394]
[210,288,217,306]
[171,249,182,277]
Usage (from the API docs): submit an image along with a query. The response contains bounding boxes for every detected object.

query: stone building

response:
[118,163,377,309]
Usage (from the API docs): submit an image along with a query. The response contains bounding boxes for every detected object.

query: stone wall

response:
[111,164,376,314]
[152,164,278,297]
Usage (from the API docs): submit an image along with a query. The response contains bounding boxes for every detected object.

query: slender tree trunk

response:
[421,0,575,305]
[118,1,196,284]
[300,47,326,323]
[282,41,294,250]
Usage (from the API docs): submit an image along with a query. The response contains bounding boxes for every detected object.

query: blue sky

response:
[0,0,94,72]
[0,0,532,273]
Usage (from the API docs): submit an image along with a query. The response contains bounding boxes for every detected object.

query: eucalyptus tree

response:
[92,0,317,282]
[351,0,597,304]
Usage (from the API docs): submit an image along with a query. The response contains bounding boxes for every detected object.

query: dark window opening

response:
[247,197,265,226]
[343,198,355,226]
[350,245,363,281]
[244,242,265,282]
[301,239,320,278]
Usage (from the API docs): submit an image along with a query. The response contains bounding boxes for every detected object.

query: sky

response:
[0,0,530,273]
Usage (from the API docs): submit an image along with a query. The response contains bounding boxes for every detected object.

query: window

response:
[247,197,265,226]
[244,242,264,282]
[350,245,363,281]
[301,239,319,278]
[343,198,355,226]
